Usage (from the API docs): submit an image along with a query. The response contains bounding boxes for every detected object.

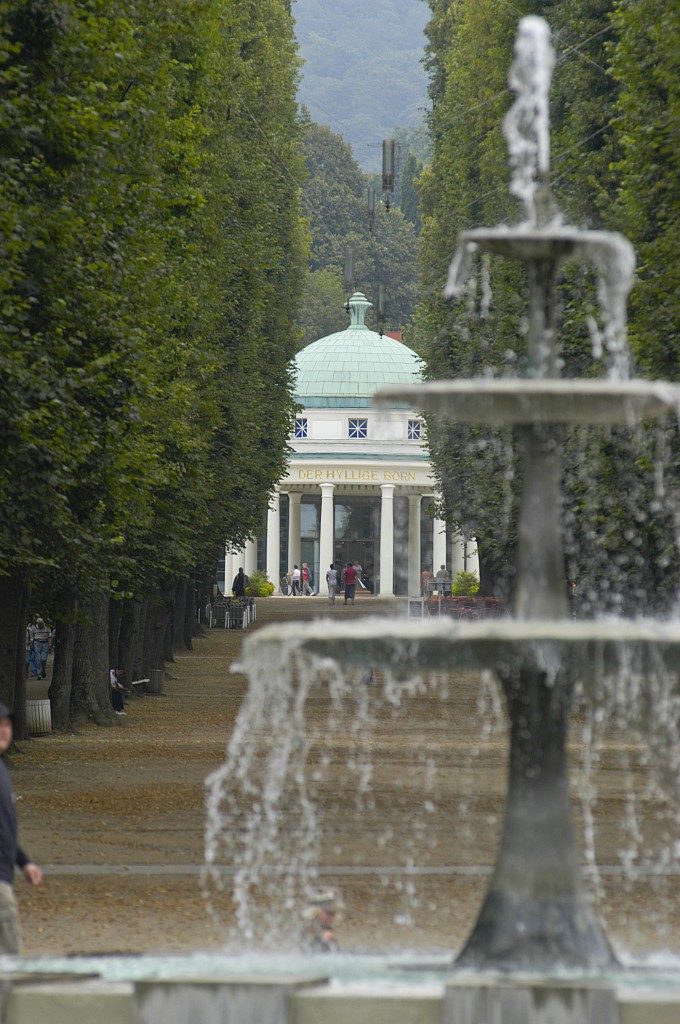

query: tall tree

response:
[413,0,679,606]
[1,0,308,727]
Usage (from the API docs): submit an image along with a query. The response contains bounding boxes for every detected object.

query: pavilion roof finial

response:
[347,291,371,329]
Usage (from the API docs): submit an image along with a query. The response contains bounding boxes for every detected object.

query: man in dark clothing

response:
[0,702,42,953]
[231,567,249,597]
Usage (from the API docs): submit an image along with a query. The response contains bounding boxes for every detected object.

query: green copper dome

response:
[294,292,423,408]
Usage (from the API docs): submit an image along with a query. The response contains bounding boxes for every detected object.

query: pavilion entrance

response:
[334,539,375,593]
[334,497,378,594]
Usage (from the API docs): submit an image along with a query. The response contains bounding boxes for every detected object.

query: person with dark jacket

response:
[0,703,42,953]
[232,567,249,597]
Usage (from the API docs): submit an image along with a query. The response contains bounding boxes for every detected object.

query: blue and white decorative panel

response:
[348,418,368,439]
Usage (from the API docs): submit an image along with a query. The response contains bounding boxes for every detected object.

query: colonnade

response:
[224,485,475,597]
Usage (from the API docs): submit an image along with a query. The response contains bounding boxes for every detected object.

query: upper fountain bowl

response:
[374,378,680,427]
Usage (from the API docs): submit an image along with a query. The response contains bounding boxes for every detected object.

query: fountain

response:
[204,13,680,978]
[2,15,680,1024]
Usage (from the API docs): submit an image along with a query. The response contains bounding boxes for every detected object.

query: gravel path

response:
[13,596,680,958]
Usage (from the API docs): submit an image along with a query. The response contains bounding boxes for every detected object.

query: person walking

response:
[302,562,314,596]
[326,563,338,606]
[0,703,42,953]
[29,618,51,680]
[110,667,127,716]
[231,567,249,597]
[25,623,37,679]
[290,565,301,596]
[300,890,345,953]
[342,562,357,605]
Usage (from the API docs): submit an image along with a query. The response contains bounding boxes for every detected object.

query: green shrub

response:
[245,570,275,597]
[451,571,480,596]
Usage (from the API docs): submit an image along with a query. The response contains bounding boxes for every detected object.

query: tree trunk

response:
[183,578,198,647]
[118,599,144,683]
[49,615,77,732]
[0,571,28,715]
[142,594,168,675]
[70,592,115,725]
[11,575,30,741]
[109,601,124,671]
[163,597,175,665]
[173,578,189,652]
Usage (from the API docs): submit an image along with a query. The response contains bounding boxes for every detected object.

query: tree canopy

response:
[0,0,308,728]
[412,0,680,609]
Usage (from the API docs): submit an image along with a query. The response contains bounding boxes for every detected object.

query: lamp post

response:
[343,247,355,311]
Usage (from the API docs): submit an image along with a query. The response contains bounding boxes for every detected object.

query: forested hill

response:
[292,0,429,170]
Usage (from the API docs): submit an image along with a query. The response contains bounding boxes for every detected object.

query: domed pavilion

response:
[224,292,477,596]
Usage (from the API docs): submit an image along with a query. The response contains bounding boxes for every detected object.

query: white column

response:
[379,484,395,596]
[407,494,422,596]
[224,550,234,595]
[451,531,465,575]
[266,492,281,591]
[244,537,257,577]
[432,502,447,577]
[318,483,335,596]
[466,536,480,577]
[288,491,302,571]
[234,547,247,576]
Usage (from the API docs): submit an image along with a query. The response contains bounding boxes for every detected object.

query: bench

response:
[129,678,150,696]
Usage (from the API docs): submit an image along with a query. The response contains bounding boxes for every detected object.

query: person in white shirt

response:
[289,565,301,596]
[109,667,127,716]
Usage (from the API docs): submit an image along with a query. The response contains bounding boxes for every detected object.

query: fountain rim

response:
[453,225,633,262]
[237,616,680,683]
[372,379,680,426]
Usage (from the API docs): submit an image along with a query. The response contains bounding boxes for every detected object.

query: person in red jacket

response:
[341,562,357,605]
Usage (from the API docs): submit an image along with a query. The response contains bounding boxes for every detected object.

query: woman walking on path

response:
[326,564,338,605]
[341,563,357,605]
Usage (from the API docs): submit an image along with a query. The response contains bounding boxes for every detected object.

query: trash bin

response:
[148,669,164,694]
[26,699,51,735]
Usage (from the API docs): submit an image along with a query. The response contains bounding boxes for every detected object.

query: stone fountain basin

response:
[375,379,680,427]
[2,952,680,1024]
[240,617,680,683]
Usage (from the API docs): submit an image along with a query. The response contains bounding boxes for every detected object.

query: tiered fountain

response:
[207,14,680,981]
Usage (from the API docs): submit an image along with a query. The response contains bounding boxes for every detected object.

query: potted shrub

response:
[245,570,275,597]
[451,571,480,596]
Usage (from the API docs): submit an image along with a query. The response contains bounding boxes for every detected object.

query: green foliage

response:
[610,0,680,381]
[400,151,423,234]
[298,119,419,340]
[413,0,680,608]
[245,570,275,597]
[451,571,479,596]
[0,0,308,614]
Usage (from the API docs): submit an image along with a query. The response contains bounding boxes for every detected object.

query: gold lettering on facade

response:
[297,468,417,483]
